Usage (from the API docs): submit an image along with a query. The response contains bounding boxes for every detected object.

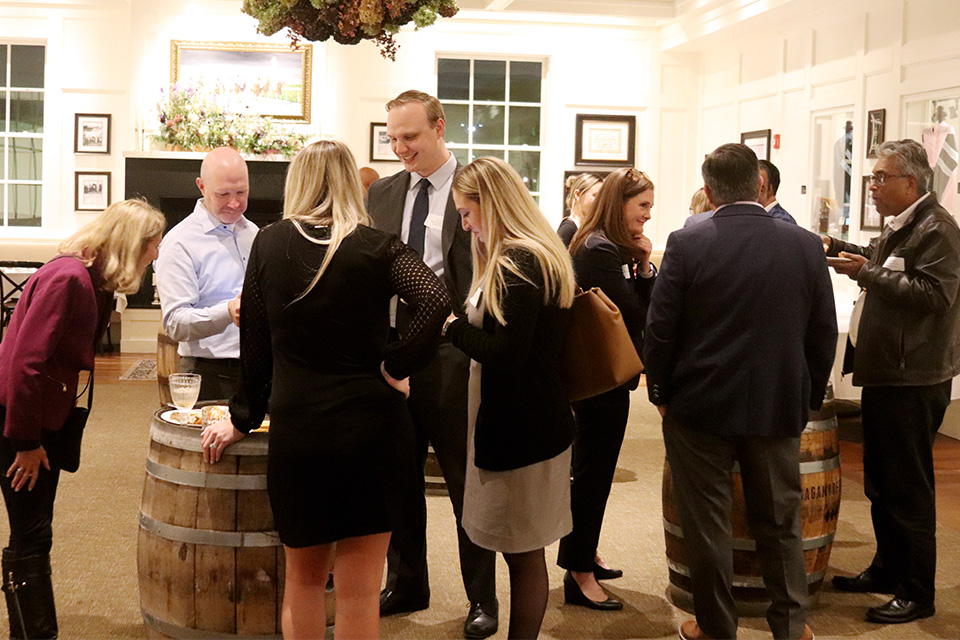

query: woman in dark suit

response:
[201,140,449,640]
[557,173,603,247]
[558,168,656,609]
[0,199,164,639]
[445,157,577,639]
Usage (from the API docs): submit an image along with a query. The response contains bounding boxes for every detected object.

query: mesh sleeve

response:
[383,238,451,378]
[229,238,272,433]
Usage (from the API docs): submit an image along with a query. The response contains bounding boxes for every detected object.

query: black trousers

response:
[0,408,61,560]
[385,342,497,605]
[861,381,951,605]
[662,415,807,640]
[557,388,629,572]
[179,356,240,402]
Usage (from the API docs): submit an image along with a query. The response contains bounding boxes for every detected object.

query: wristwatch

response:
[442,317,455,336]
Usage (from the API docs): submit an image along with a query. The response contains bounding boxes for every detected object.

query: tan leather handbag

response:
[564,287,643,402]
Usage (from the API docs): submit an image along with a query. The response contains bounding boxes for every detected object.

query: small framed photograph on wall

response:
[369,123,399,162]
[75,171,111,211]
[866,109,886,158]
[740,129,771,161]
[860,175,882,231]
[74,114,111,154]
[575,114,636,167]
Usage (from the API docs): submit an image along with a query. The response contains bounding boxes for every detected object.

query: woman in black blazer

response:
[444,157,577,639]
[557,173,603,246]
[558,168,657,609]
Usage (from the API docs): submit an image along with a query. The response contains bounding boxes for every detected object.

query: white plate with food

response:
[161,408,202,427]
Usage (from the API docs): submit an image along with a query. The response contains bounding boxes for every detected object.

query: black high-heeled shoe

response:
[592,562,623,581]
[562,571,623,610]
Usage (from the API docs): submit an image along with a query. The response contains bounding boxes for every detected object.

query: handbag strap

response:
[75,371,94,410]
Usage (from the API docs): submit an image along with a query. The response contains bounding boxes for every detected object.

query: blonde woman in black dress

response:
[444,157,577,639]
[201,140,449,639]
[557,173,603,247]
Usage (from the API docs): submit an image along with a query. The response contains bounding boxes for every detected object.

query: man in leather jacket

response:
[825,139,960,624]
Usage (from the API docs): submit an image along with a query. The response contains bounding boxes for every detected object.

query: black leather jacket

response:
[828,194,960,386]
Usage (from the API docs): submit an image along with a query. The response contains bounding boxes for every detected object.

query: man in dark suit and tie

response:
[759,159,798,225]
[366,90,498,639]
[645,143,837,640]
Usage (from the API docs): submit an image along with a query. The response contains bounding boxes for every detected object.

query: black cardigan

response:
[446,249,574,471]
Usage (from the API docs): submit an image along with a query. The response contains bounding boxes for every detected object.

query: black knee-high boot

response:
[2,549,58,640]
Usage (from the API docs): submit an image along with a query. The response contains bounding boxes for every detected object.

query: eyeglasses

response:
[869,172,906,186]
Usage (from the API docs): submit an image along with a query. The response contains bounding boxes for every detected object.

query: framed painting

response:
[170,40,312,123]
[740,129,771,161]
[369,123,399,162]
[860,175,882,231]
[74,113,111,154]
[866,109,886,158]
[575,114,636,167]
[75,171,111,211]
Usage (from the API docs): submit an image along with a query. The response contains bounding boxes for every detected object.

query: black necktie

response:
[408,178,430,257]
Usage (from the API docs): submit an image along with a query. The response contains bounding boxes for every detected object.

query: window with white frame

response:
[1,44,45,228]
[437,57,544,200]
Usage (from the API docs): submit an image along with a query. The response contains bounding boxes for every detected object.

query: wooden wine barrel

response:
[662,383,841,616]
[157,326,180,407]
[138,407,283,638]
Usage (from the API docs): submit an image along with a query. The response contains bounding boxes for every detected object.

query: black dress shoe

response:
[866,597,935,624]
[592,562,623,580]
[831,568,896,594]
[562,571,623,611]
[463,601,498,639]
[379,589,429,617]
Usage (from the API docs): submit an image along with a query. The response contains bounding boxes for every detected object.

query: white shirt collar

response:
[196,199,248,233]
[764,200,778,212]
[887,193,931,232]
[409,152,457,192]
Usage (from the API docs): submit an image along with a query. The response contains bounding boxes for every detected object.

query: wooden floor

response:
[96,351,960,536]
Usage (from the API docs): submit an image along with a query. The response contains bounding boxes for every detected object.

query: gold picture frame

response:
[171,40,312,123]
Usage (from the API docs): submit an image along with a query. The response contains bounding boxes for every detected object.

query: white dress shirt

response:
[400,152,457,278]
[155,199,257,359]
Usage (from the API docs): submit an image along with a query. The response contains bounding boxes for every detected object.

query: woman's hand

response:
[201,419,246,464]
[631,234,653,273]
[6,447,50,492]
[381,362,410,398]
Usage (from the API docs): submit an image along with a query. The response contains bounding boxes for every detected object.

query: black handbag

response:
[45,371,93,473]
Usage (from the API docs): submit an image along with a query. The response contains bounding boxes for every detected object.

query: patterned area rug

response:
[119,359,157,381]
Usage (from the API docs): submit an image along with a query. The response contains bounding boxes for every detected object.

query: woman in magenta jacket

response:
[0,198,164,640]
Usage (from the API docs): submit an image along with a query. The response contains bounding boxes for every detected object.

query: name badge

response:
[469,288,482,309]
[622,264,632,279]
[425,213,445,230]
[882,255,905,272]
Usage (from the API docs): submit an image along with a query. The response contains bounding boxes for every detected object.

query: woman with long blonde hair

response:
[201,140,449,640]
[443,156,576,639]
[558,173,603,247]
[560,168,657,610]
[0,199,164,639]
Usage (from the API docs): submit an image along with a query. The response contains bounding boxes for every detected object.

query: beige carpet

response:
[2,381,960,639]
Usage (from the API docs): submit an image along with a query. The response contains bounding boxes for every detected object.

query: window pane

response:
[472,105,504,145]
[10,92,43,132]
[508,150,540,192]
[10,45,44,89]
[508,106,540,146]
[0,46,7,86]
[451,148,469,166]
[9,183,41,226]
[11,137,41,180]
[474,60,505,102]
[471,149,505,161]
[437,58,469,100]
[0,140,5,177]
[0,94,6,130]
[443,103,469,145]
[510,61,541,103]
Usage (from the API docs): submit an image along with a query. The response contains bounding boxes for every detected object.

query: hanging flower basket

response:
[242,0,459,61]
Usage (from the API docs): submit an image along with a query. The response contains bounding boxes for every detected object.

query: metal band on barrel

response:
[139,513,280,547]
[145,458,267,490]
[803,418,838,433]
[668,559,826,587]
[141,610,279,639]
[663,519,836,551]
[732,455,840,474]
[150,418,268,455]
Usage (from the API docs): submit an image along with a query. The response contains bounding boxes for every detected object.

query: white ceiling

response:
[456,0,678,20]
